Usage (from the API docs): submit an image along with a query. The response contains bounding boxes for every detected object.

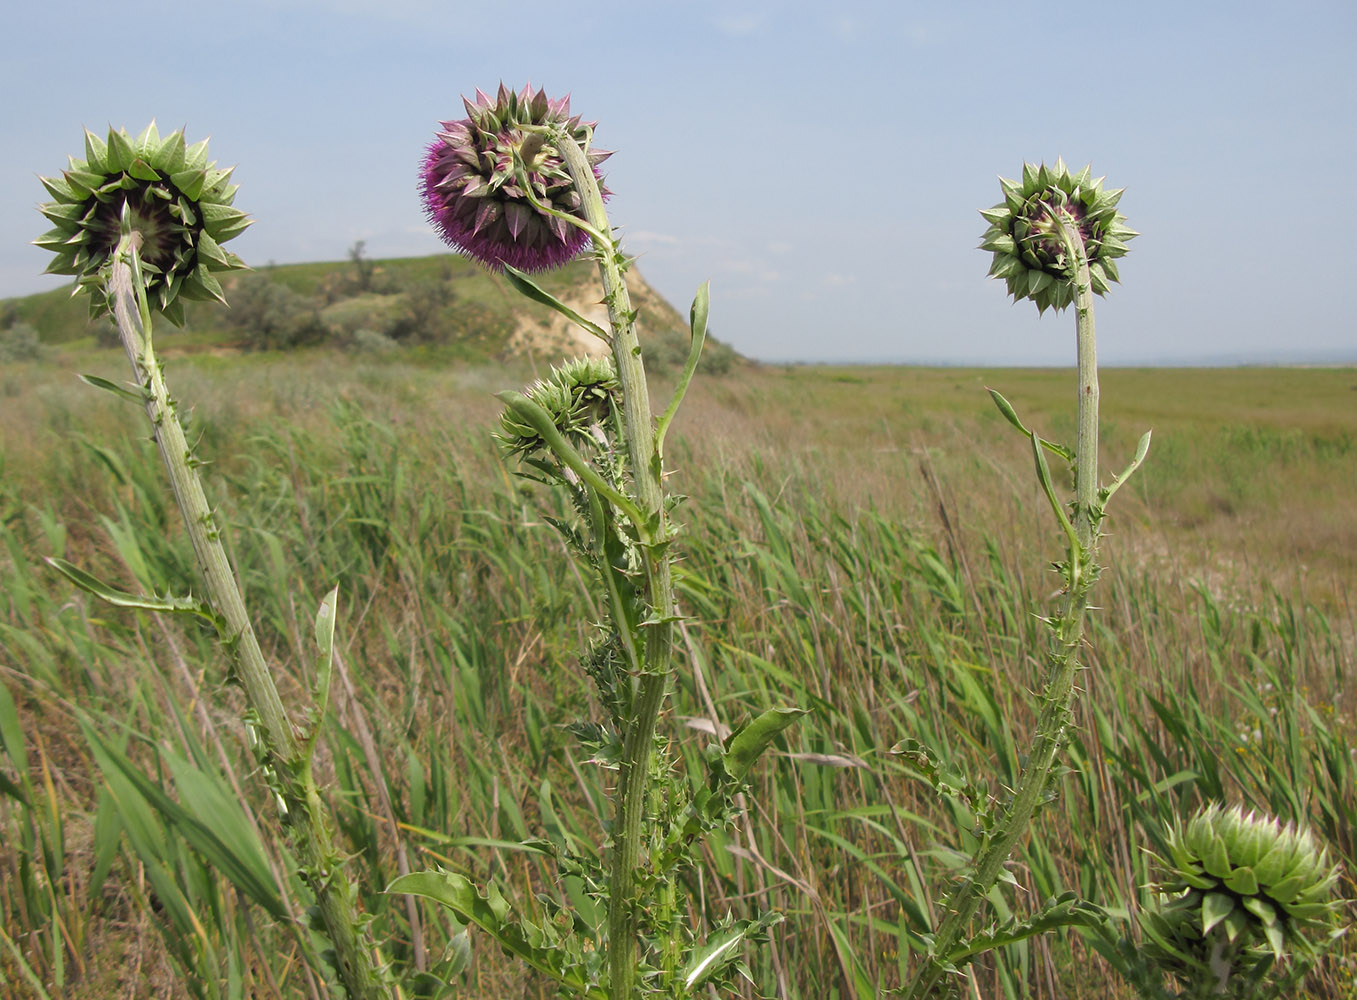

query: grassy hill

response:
[0,250,738,372]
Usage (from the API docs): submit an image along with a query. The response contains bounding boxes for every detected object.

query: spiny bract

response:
[421,83,612,273]
[979,158,1136,314]
[35,122,250,326]
[498,356,621,458]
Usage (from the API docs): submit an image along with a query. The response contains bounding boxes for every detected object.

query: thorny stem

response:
[904,211,1101,999]
[107,236,386,1000]
[557,135,677,1000]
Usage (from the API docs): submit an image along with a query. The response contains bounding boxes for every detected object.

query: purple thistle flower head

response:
[420,83,612,273]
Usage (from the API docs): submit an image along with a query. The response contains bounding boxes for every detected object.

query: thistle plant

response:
[394,84,796,999]
[35,124,386,1000]
[1138,804,1347,997]
[902,160,1146,998]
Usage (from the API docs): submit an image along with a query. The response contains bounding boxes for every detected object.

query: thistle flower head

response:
[498,356,621,458]
[979,158,1136,314]
[420,83,611,273]
[35,122,250,326]
[1141,803,1345,982]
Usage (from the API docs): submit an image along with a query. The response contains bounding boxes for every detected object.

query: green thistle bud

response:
[979,158,1136,314]
[1141,804,1345,990]
[497,356,621,458]
[35,122,250,326]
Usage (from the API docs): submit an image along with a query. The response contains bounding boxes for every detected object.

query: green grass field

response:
[1,347,1353,998]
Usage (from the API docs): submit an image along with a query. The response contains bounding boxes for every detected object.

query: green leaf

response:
[1202,833,1232,879]
[78,373,143,404]
[1103,430,1151,507]
[303,586,338,757]
[723,706,806,782]
[0,681,30,781]
[86,729,289,921]
[38,174,77,202]
[1028,432,1077,550]
[986,388,1029,435]
[494,391,646,530]
[387,870,606,1000]
[946,893,1108,964]
[44,557,216,619]
[656,280,709,454]
[195,230,232,268]
[501,266,608,341]
[683,913,783,991]
[132,121,161,160]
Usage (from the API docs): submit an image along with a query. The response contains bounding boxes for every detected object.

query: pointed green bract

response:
[34,122,250,326]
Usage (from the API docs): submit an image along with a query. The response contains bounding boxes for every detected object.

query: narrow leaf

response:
[78,373,144,404]
[44,557,216,619]
[657,280,710,455]
[986,388,1029,434]
[502,266,608,341]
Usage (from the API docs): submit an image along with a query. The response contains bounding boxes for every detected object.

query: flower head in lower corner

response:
[1140,803,1345,987]
[979,158,1136,313]
[420,83,611,273]
[34,122,250,325]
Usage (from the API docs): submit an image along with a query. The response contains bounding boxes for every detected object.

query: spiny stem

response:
[107,236,386,1000]
[557,135,677,1000]
[904,212,1101,999]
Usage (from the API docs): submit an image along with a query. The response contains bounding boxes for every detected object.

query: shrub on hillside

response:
[387,278,456,342]
[0,322,44,362]
[225,274,327,350]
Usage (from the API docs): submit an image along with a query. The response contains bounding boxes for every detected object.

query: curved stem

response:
[556,136,678,1000]
[107,238,386,1000]
[905,214,1101,999]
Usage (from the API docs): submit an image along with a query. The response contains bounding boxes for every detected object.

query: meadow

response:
[1,345,1354,998]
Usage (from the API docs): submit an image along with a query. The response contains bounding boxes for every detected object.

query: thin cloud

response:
[712,11,766,36]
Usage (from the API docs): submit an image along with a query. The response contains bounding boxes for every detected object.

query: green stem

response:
[107,236,386,1000]
[557,135,677,1000]
[904,215,1101,999]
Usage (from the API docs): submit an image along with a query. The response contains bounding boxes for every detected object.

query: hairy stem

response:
[108,236,386,1000]
[904,214,1100,999]
[557,135,678,999]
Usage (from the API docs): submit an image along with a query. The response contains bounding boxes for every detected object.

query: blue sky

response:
[3,0,1354,364]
